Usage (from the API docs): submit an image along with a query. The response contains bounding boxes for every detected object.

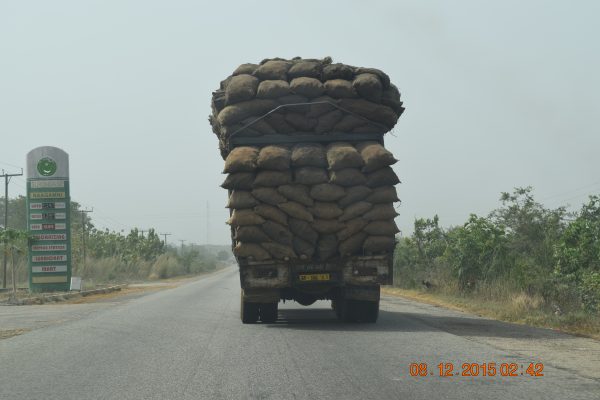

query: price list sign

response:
[26,147,72,292]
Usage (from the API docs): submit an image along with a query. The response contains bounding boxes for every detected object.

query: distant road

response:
[1,266,599,400]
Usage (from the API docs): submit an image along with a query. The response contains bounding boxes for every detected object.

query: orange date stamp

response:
[409,362,544,377]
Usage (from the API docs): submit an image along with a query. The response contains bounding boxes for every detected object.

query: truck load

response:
[209,57,404,323]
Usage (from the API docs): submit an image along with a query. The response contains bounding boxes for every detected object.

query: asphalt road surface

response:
[1,267,599,400]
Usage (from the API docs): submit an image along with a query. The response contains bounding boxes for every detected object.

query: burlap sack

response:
[256,80,291,99]
[217,99,278,127]
[285,113,318,131]
[339,232,367,256]
[328,168,367,187]
[339,201,373,222]
[226,191,259,209]
[225,74,259,106]
[337,99,397,129]
[251,187,287,205]
[337,185,372,208]
[352,73,383,103]
[324,79,358,98]
[381,83,403,114]
[365,167,400,188]
[356,142,398,173]
[233,242,271,260]
[363,220,400,236]
[277,185,314,207]
[355,67,390,89]
[337,218,368,241]
[362,203,398,221]
[234,226,270,243]
[221,172,255,190]
[333,114,367,132]
[253,60,291,80]
[365,186,399,204]
[288,61,322,79]
[257,146,291,171]
[289,218,318,244]
[326,142,364,170]
[262,220,293,246]
[262,242,297,260]
[317,234,338,261]
[227,209,265,226]
[253,170,292,187]
[223,147,259,173]
[290,77,326,98]
[232,63,258,76]
[254,204,288,226]
[306,96,339,118]
[315,110,343,133]
[277,94,310,111]
[293,236,315,259]
[237,117,276,136]
[291,143,327,167]
[294,167,328,185]
[363,236,395,253]
[311,219,344,234]
[310,183,346,201]
[309,202,343,219]
[322,63,354,81]
[278,201,314,222]
[265,113,295,134]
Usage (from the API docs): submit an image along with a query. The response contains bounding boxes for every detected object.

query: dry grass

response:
[0,329,30,340]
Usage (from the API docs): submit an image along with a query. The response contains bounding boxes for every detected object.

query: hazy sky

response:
[1,1,599,245]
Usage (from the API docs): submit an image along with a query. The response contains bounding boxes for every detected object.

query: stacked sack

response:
[223,141,400,262]
[210,57,405,159]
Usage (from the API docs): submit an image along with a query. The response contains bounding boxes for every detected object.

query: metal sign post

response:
[26,147,72,292]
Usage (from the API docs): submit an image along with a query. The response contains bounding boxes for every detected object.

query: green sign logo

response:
[37,157,57,176]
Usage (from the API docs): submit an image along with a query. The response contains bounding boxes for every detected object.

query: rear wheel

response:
[259,302,278,323]
[355,300,379,323]
[240,292,259,324]
[340,299,357,322]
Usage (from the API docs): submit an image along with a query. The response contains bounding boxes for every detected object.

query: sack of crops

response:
[324,79,358,98]
[337,98,397,129]
[294,167,328,185]
[352,73,382,103]
[291,143,327,167]
[355,67,390,88]
[288,61,322,79]
[309,202,343,219]
[234,242,271,260]
[337,218,368,241]
[256,80,291,99]
[226,190,259,209]
[262,242,297,260]
[315,110,343,133]
[333,114,367,132]
[363,235,395,253]
[257,146,291,171]
[251,187,287,205]
[265,112,295,134]
[317,234,338,261]
[253,170,292,187]
[234,226,270,243]
[225,74,259,106]
[365,166,400,188]
[232,63,258,76]
[217,99,278,127]
[278,201,314,222]
[285,113,317,131]
[293,236,315,259]
[223,147,259,173]
[326,142,364,170]
[339,232,367,256]
[262,221,293,246]
[221,172,255,190]
[356,142,398,173]
[328,168,367,187]
[365,186,399,204]
[322,63,354,81]
[310,183,346,201]
[363,220,400,236]
[254,204,288,226]
[311,218,344,234]
[339,201,373,222]
[306,96,338,118]
[290,77,325,98]
[362,203,398,221]
[277,184,314,207]
[227,209,265,226]
[253,60,291,80]
[337,185,372,208]
[288,218,318,244]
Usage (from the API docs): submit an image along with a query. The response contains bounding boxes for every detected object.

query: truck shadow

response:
[267,308,569,340]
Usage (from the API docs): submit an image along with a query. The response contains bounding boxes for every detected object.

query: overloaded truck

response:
[209,57,404,323]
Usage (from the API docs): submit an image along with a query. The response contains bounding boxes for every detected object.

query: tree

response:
[0,228,29,299]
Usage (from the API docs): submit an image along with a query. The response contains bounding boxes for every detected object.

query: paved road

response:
[1,267,599,400]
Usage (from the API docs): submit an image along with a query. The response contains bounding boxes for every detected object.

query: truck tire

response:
[340,299,357,322]
[241,292,260,324]
[260,302,278,323]
[355,300,379,323]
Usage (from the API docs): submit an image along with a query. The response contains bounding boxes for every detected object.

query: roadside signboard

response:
[26,147,71,292]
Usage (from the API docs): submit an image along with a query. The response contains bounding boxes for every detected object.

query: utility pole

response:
[2,168,23,289]
[206,201,210,246]
[80,208,93,274]
[161,233,171,248]
[179,239,186,254]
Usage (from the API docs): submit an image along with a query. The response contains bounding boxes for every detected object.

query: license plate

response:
[299,273,330,282]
